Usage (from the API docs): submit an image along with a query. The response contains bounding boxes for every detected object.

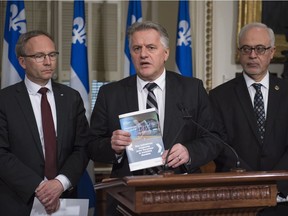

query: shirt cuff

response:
[56,174,71,191]
[186,157,192,166]
[115,152,124,163]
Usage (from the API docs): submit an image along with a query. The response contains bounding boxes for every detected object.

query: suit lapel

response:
[124,76,139,112]
[16,82,44,158]
[264,75,281,143]
[52,82,66,158]
[235,76,262,144]
[162,72,182,149]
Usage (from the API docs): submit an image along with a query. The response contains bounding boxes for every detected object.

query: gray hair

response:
[127,21,169,49]
[15,30,55,57]
[238,22,275,47]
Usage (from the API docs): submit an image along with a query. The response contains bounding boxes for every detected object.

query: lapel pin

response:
[274,85,279,91]
[61,94,64,96]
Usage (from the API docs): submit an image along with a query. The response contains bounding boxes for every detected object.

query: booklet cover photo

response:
[119,108,164,171]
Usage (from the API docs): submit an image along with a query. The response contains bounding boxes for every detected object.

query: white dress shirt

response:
[24,77,71,191]
[137,70,166,134]
[243,72,269,117]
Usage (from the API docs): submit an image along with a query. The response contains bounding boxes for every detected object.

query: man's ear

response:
[164,48,170,61]
[18,57,26,69]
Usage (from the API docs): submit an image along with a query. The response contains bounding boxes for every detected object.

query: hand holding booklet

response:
[30,198,88,216]
[119,108,165,171]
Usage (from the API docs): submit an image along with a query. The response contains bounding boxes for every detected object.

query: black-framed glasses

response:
[22,51,59,63]
[238,45,271,55]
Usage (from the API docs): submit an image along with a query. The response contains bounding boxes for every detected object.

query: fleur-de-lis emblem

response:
[72,17,87,46]
[131,15,142,24]
[177,20,191,47]
[9,4,26,34]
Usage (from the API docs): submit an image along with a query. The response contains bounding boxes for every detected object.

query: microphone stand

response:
[159,122,186,176]
[182,116,245,173]
[159,103,245,176]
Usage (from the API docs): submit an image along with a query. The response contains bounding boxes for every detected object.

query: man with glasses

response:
[0,30,90,215]
[209,22,288,215]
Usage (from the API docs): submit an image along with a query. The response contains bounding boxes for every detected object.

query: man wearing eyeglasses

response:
[0,30,90,215]
[209,22,288,215]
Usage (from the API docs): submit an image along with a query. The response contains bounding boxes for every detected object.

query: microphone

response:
[176,103,244,172]
[162,120,186,173]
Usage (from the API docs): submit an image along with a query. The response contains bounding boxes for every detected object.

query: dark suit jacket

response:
[89,71,222,178]
[209,73,288,195]
[0,81,89,215]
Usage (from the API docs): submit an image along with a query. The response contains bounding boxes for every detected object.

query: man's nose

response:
[43,55,52,64]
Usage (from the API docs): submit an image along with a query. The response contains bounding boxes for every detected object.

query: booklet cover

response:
[119,108,164,171]
[31,198,88,216]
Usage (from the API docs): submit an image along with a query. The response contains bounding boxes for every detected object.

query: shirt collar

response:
[24,76,53,95]
[137,69,166,92]
[243,71,269,89]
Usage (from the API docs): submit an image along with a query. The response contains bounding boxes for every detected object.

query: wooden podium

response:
[97,171,288,216]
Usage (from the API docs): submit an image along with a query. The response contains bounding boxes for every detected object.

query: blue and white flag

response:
[1,0,26,89]
[70,1,96,214]
[175,0,193,77]
[124,0,142,77]
[77,168,96,213]
[70,0,90,119]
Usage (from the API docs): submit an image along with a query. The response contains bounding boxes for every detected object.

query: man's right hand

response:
[111,130,132,154]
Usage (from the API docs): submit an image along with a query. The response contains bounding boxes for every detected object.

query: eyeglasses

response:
[238,45,271,55]
[22,52,59,63]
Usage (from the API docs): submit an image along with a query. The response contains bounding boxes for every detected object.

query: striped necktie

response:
[144,82,162,175]
[145,82,158,113]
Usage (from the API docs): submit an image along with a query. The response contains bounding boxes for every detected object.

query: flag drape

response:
[70,1,96,214]
[175,0,193,77]
[124,0,142,77]
[1,0,26,89]
[70,0,90,119]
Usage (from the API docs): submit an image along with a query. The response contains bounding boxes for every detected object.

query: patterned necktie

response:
[145,82,158,113]
[252,83,266,143]
[38,87,57,179]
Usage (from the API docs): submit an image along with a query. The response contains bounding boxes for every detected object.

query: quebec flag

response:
[70,0,90,119]
[70,1,96,215]
[124,0,142,77]
[1,0,26,89]
[175,0,193,77]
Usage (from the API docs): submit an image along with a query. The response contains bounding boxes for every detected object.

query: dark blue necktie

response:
[252,83,265,143]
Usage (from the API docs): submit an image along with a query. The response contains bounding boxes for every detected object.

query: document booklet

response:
[31,198,88,216]
[119,108,165,171]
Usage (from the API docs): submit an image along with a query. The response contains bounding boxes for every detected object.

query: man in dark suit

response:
[0,30,89,215]
[209,22,288,215]
[89,20,221,177]
[89,21,222,214]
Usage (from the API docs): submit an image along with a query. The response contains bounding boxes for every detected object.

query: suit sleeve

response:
[0,93,42,203]
[182,81,223,171]
[88,86,119,164]
[209,89,253,171]
[57,91,90,187]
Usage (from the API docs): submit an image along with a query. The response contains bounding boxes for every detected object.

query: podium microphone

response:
[176,103,244,172]
[163,121,186,173]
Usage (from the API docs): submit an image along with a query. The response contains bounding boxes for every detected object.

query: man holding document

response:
[89,21,222,214]
[89,20,221,177]
[0,30,89,215]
